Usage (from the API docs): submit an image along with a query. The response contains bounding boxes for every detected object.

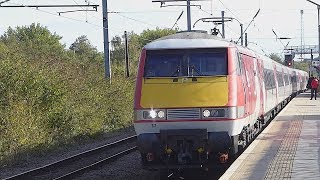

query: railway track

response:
[4,135,137,180]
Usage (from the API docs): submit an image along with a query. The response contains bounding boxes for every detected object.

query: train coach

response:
[133,31,308,170]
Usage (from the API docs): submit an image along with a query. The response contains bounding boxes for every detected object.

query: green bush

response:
[0,59,70,162]
[0,24,170,165]
[1,23,65,61]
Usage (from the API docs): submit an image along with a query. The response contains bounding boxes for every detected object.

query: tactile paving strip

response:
[264,120,303,179]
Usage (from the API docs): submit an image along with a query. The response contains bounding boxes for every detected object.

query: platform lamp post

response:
[311,49,314,76]
[306,0,320,57]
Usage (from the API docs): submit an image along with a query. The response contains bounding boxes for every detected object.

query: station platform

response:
[220,92,320,180]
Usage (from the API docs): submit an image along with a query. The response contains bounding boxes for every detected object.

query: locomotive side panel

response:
[238,52,260,126]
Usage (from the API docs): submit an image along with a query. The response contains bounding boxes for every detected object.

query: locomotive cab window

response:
[144,48,227,78]
[188,52,227,76]
[144,54,181,77]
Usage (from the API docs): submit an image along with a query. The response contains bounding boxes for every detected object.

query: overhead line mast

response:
[102,0,111,80]
[152,0,207,32]
[301,9,305,59]
[306,0,320,57]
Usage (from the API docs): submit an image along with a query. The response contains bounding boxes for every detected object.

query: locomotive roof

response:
[144,31,236,50]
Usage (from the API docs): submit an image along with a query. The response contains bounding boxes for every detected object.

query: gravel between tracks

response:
[75,151,158,180]
[0,126,136,179]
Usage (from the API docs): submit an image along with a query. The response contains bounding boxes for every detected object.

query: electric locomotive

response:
[133,31,308,170]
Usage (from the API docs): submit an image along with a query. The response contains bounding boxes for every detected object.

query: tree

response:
[268,53,283,64]
[0,42,8,60]
[128,28,176,73]
[69,35,100,61]
[109,28,176,76]
[0,23,65,60]
[110,35,125,64]
[134,28,176,48]
[294,61,309,72]
[69,35,98,59]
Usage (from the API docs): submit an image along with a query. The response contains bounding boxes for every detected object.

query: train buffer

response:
[220,91,320,180]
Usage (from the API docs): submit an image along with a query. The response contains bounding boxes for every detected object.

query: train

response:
[133,31,308,170]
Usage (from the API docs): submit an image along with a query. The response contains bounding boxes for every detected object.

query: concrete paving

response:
[220,92,320,180]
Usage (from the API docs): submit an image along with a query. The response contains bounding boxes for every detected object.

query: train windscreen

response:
[144,49,227,77]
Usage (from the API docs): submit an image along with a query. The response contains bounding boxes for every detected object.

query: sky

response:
[0,0,319,59]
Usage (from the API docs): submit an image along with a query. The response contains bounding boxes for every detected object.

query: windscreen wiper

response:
[190,65,202,76]
[171,66,180,77]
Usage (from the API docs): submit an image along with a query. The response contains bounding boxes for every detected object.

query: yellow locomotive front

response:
[134,32,242,169]
[141,48,229,108]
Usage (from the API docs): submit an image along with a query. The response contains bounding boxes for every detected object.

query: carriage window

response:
[263,69,276,90]
[291,73,297,83]
[277,72,284,87]
[284,74,289,85]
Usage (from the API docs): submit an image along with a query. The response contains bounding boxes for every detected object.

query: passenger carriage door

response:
[240,54,257,116]
[257,59,265,116]
[282,68,285,96]
[239,54,249,116]
[291,71,297,93]
[273,64,279,104]
[252,58,260,119]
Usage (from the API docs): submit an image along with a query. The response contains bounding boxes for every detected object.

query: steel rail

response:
[54,146,138,179]
[4,135,137,180]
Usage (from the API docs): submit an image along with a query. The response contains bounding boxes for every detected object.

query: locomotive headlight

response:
[203,110,211,117]
[140,109,166,120]
[210,110,220,117]
[158,110,165,118]
[202,108,231,118]
[149,110,157,118]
